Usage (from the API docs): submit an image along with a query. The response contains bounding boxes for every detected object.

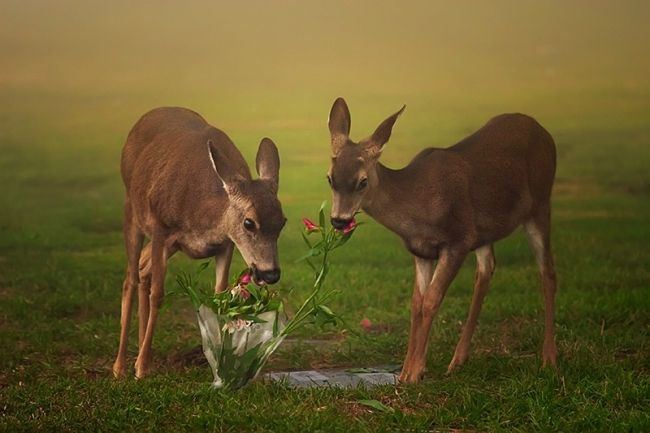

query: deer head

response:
[209,137,285,284]
[326,97,405,229]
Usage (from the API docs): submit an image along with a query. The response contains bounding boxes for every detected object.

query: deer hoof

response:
[447,353,468,373]
[134,359,151,379]
[542,356,558,369]
[542,342,557,368]
[112,361,127,379]
[399,368,425,384]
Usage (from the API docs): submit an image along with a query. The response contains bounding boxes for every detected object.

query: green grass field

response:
[1,2,649,431]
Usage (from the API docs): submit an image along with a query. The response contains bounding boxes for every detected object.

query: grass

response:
[1,2,650,431]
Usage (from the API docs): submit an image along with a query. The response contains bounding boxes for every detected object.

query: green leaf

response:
[304,258,317,273]
[318,201,326,230]
[357,399,394,413]
[237,314,267,324]
[272,307,281,336]
[300,231,313,248]
[198,261,211,273]
[294,248,321,263]
[318,304,335,317]
[312,305,338,328]
[266,299,281,311]
[314,260,330,287]
[176,272,203,310]
[334,231,354,247]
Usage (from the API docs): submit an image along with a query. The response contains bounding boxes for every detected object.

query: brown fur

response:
[327,98,557,383]
[113,107,285,379]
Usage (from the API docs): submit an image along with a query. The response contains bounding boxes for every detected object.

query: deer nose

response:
[257,269,281,285]
[331,217,351,230]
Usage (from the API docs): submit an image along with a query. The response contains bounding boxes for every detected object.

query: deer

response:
[113,107,286,379]
[326,97,557,383]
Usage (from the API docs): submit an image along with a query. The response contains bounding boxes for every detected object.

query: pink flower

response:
[239,273,252,285]
[230,284,251,300]
[360,318,372,331]
[302,217,319,233]
[239,287,251,301]
[342,218,357,234]
[222,318,253,334]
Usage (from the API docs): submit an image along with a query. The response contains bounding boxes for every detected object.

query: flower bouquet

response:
[177,203,357,390]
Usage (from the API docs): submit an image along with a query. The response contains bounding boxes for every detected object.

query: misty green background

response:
[1,1,649,431]
[2,0,649,258]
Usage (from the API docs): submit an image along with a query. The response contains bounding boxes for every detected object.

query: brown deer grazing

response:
[113,107,286,379]
[326,98,557,383]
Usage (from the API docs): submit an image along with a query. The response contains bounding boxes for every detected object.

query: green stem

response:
[290,248,329,322]
[281,231,338,336]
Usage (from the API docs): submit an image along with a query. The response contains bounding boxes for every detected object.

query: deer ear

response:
[207,140,244,193]
[328,97,351,153]
[256,137,280,188]
[367,105,406,155]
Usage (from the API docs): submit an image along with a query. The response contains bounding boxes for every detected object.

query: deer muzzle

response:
[331,217,353,230]
[253,268,281,285]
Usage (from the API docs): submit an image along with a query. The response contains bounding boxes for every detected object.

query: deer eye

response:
[358,178,368,190]
[243,218,256,231]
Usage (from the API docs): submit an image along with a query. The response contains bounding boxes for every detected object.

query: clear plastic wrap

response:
[197,306,286,389]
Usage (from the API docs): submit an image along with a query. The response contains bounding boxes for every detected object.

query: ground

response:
[1,2,649,432]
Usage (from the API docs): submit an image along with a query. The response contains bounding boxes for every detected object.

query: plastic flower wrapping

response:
[176,203,358,390]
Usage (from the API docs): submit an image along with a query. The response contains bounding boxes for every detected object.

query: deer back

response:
[121,107,251,232]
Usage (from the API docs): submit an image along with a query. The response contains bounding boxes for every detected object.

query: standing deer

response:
[326,98,557,383]
[113,107,286,379]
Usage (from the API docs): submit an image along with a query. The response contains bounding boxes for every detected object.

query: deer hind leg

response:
[448,244,496,372]
[113,201,144,378]
[524,205,557,368]
[137,243,152,348]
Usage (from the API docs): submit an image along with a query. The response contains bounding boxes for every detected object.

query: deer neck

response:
[362,163,412,236]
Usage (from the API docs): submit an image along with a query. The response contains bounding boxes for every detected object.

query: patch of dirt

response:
[81,365,112,379]
[0,287,16,299]
[466,316,541,359]
[614,347,645,361]
[47,347,113,380]
[163,336,353,373]
[361,322,394,335]
[340,400,372,418]
[338,392,441,419]
[168,345,207,368]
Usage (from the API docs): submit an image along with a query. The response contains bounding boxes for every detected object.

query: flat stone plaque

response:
[266,366,399,388]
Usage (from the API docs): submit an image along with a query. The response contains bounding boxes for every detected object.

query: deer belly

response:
[180,243,223,259]
[178,234,226,259]
[404,238,439,260]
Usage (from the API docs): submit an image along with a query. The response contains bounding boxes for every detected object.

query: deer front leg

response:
[134,230,175,379]
[214,242,234,293]
[401,257,433,382]
[400,248,467,383]
[112,202,144,378]
[448,244,495,372]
